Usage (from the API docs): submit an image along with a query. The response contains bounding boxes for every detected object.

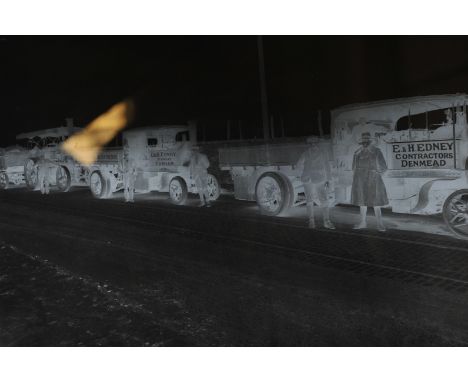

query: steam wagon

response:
[17,126,86,192]
[221,93,468,238]
[87,125,221,204]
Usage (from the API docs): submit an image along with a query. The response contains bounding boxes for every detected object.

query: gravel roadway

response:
[1,187,468,346]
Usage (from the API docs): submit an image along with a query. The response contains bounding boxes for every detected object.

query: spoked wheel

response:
[443,189,468,239]
[255,172,291,216]
[169,177,187,205]
[206,173,220,201]
[56,166,71,192]
[0,172,9,190]
[90,171,110,199]
[24,158,38,190]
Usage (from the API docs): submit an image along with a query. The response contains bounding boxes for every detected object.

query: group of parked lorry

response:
[3,94,468,238]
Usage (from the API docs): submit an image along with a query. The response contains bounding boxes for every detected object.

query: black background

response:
[2,36,468,144]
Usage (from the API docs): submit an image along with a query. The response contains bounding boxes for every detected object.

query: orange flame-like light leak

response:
[61,100,134,165]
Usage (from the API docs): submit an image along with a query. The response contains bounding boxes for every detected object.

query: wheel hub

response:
[91,174,102,195]
[446,194,468,237]
[257,177,282,212]
[170,181,182,201]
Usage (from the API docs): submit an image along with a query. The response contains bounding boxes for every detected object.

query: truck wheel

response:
[56,166,71,192]
[443,189,468,239]
[24,158,38,190]
[0,172,9,190]
[255,172,291,216]
[90,170,111,199]
[206,173,220,201]
[169,177,187,205]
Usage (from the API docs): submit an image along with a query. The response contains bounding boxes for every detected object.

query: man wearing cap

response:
[189,145,211,207]
[296,136,335,229]
[33,147,51,195]
[119,143,137,203]
[36,157,51,195]
[351,131,388,231]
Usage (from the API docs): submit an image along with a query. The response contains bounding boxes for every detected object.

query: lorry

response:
[86,124,221,204]
[220,94,468,238]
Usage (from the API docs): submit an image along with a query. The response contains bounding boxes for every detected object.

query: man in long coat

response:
[351,132,388,231]
[189,146,211,207]
[297,136,335,229]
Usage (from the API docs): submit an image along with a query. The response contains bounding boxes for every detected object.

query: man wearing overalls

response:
[189,146,211,207]
[297,136,335,229]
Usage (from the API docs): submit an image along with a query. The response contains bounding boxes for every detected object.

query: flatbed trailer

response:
[219,138,332,215]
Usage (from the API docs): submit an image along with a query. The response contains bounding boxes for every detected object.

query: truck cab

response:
[123,125,196,194]
[331,94,468,219]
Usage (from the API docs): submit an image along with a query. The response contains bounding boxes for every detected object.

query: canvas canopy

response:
[16,126,82,140]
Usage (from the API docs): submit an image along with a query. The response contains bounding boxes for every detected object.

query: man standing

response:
[296,136,335,229]
[189,145,211,207]
[120,144,137,203]
[351,132,388,231]
[37,158,50,195]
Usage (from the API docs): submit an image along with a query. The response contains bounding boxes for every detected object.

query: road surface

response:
[1,187,468,346]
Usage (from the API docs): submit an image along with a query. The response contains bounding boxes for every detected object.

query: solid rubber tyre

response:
[255,172,291,216]
[169,177,188,205]
[443,189,468,239]
[56,166,71,192]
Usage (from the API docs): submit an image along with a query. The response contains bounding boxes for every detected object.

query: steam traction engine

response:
[17,126,87,192]
[1,125,85,191]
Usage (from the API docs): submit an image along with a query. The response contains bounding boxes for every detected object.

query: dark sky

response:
[2,36,468,144]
